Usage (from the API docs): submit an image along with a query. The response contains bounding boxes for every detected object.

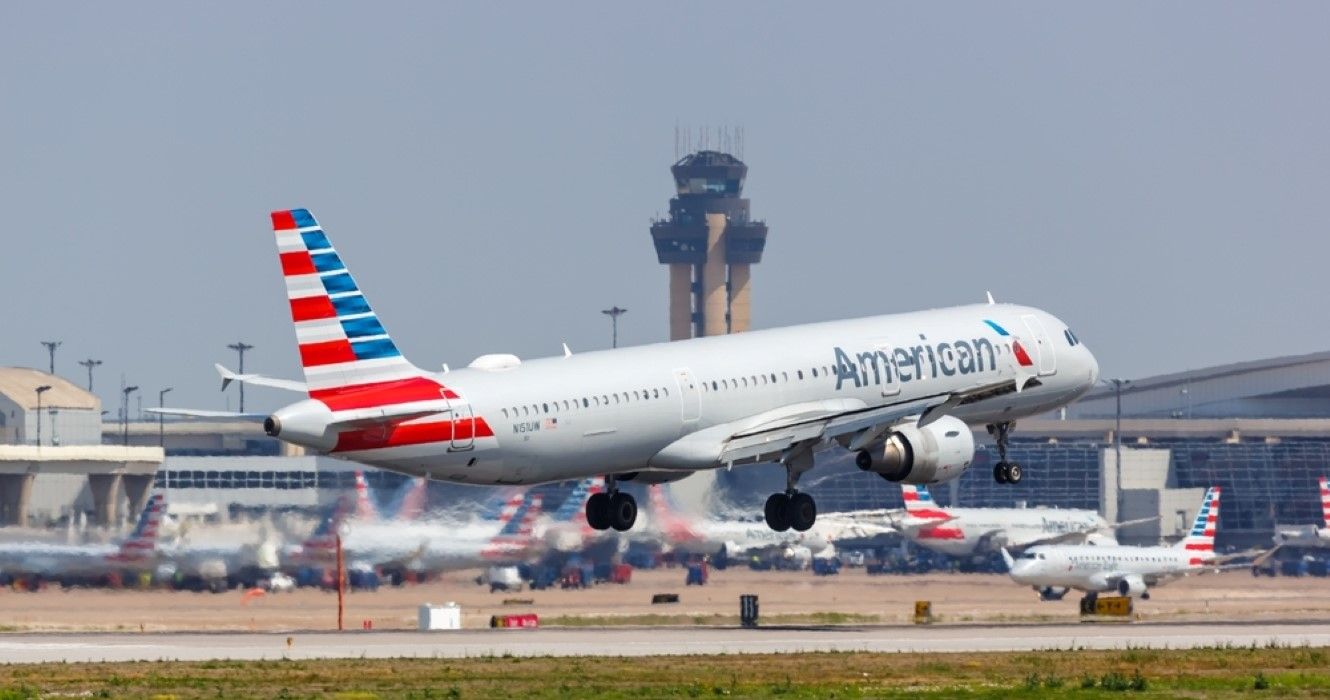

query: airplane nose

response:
[1085,345,1100,387]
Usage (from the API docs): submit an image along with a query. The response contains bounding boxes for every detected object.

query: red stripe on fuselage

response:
[290,295,337,322]
[918,526,965,540]
[310,376,459,410]
[1184,543,1213,550]
[332,417,494,452]
[280,251,317,276]
[272,210,297,231]
[300,340,357,367]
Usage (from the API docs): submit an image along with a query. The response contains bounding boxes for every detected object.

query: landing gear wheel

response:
[607,492,638,532]
[1006,462,1023,484]
[585,492,611,531]
[764,493,792,532]
[993,462,1010,484]
[789,492,817,532]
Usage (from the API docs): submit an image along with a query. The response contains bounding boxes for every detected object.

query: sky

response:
[1,3,1326,414]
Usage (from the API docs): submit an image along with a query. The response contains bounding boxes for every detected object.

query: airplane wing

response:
[145,408,269,420]
[215,363,307,393]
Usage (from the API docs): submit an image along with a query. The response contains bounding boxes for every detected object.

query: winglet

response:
[562,342,572,358]
[216,363,237,392]
[1000,547,1015,570]
[986,291,996,305]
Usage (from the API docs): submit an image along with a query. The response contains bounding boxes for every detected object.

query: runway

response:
[4,621,1330,664]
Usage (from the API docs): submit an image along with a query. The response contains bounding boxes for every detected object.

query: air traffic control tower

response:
[650,151,768,340]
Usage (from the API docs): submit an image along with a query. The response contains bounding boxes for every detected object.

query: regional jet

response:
[160,209,1098,534]
[1003,487,1227,606]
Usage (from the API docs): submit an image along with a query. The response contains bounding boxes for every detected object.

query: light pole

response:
[77,358,102,392]
[601,306,627,349]
[158,387,173,448]
[40,341,62,376]
[227,342,254,412]
[34,385,51,446]
[1104,378,1132,524]
[122,385,139,446]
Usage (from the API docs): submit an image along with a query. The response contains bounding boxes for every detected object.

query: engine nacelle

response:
[854,415,975,484]
[1116,574,1148,598]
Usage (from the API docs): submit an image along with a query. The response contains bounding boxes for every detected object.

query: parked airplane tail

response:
[1320,477,1329,529]
[352,470,378,521]
[551,478,600,525]
[482,493,544,559]
[1177,486,1220,553]
[111,493,166,562]
[900,484,949,520]
[648,484,701,542]
[387,478,429,521]
[271,208,434,395]
[301,495,354,554]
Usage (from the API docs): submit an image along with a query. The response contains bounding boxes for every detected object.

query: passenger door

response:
[673,368,701,425]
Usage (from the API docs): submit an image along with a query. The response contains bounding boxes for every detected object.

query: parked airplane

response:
[886,484,1125,560]
[0,494,165,585]
[1273,477,1330,548]
[161,208,1098,534]
[646,485,893,565]
[1003,487,1224,604]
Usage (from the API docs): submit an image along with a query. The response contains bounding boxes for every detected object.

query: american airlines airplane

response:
[1273,477,1330,548]
[1003,487,1223,604]
[884,485,1122,561]
[0,494,164,586]
[163,208,1098,535]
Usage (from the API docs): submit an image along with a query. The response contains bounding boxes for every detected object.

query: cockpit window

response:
[1063,329,1081,347]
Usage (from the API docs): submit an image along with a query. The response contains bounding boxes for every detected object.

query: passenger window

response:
[811,368,818,378]
[613,394,620,404]
[653,388,660,399]
[770,373,777,383]
[502,408,508,418]
[712,381,718,391]
[797,370,804,380]
[781,372,788,382]
[542,403,549,413]
[582,398,589,408]
[662,388,668,397]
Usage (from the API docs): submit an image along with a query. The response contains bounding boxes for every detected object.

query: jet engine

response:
[854,415,975,484]
[1116,574,1149,598]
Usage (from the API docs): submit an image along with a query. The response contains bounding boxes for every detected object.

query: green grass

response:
[2,646,1330,698]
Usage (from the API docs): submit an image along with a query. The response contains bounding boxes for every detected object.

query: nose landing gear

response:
[586,476,637,532]
[988,421,1023,484]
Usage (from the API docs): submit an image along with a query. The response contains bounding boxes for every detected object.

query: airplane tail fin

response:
[1177,486,1220,553]
[301,495,353,555]
[270,208,435,395]
[352,470,378,521]
[900,484,949,520]
[551,479,599,525]
[1320,477,1329,529]
[388,478,429,521]
[114,493,166,561]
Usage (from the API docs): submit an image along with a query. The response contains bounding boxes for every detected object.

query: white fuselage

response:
[294,303,1097,486]
[1008,544,1202,593]
[903,508,1111,558]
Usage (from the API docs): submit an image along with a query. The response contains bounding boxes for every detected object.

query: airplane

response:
[159,208,1099,534]
[0,494,165,587]
[646,484,894,566]
[883,484,1128,561]
[294,489,545,575]
[1003,487,1226,605]
[1272,477,1330,548]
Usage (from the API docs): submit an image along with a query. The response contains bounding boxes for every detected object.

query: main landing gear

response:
[586,476,637,532]
[988,421,1023,485]
[764,450,817,532]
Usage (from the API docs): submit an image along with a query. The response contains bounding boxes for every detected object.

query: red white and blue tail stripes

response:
[109,493,165,563]
[900,484,949,521]
[1319,477,1329,529]
[271,208,419,392]
[1179,486,1220,554]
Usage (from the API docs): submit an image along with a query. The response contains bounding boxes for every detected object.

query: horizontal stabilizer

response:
[146,408,268,420]
[215,363,307,393]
